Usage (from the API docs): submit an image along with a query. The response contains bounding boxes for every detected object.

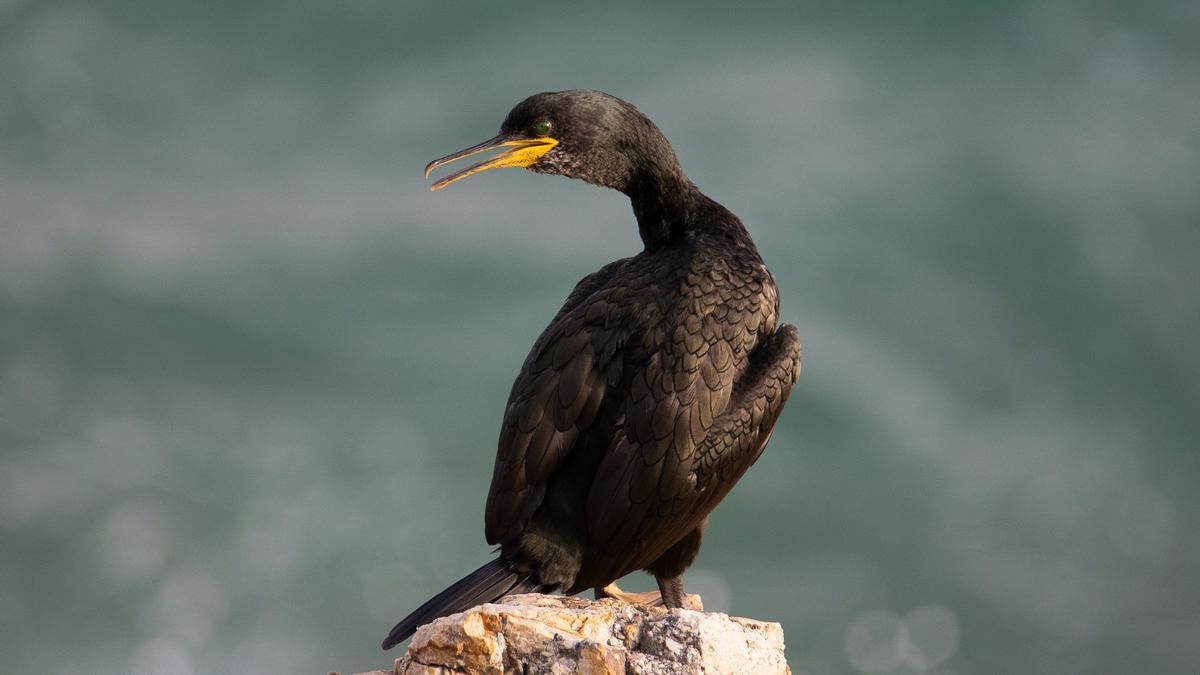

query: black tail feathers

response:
[381,559,542,650]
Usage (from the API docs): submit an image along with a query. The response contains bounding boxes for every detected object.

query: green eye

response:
[531,120,552,136]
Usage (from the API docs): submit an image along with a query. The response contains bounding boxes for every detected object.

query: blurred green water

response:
[2,1,1198,673]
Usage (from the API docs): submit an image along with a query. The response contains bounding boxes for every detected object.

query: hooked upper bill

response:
[424,135,559,191]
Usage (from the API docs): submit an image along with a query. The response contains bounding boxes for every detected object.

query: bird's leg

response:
[656,575,699,610]
[594,582,665,606]
[643,523,706,610]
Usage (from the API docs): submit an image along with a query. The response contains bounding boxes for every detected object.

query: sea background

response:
[2,1,1198,673]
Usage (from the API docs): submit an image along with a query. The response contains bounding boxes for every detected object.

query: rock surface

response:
[357,592,789,675]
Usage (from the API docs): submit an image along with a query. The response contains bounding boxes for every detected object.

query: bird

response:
[382,90,801,650]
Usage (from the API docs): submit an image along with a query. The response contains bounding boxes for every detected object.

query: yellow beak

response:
[424,135,559,191]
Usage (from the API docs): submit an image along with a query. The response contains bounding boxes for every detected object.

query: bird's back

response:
[486,210,782,591]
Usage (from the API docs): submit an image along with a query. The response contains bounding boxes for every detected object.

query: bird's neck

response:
[626,168,702,252]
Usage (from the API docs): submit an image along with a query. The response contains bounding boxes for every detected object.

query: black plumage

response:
[382,90,801,650]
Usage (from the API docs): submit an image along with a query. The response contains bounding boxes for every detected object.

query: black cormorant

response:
[382,90,801,649]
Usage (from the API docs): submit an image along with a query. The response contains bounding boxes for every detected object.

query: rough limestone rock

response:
[372,592,789,675]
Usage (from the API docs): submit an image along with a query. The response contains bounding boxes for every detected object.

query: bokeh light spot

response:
[845,609,904,674]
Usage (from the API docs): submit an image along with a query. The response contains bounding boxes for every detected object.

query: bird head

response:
[424,90,682,194]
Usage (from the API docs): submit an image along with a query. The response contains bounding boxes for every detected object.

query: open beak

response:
[424,134,559,191]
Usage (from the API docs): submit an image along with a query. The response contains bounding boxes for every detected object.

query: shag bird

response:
[382,90,801,650]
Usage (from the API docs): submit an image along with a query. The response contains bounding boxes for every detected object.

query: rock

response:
[378,592,789,675]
